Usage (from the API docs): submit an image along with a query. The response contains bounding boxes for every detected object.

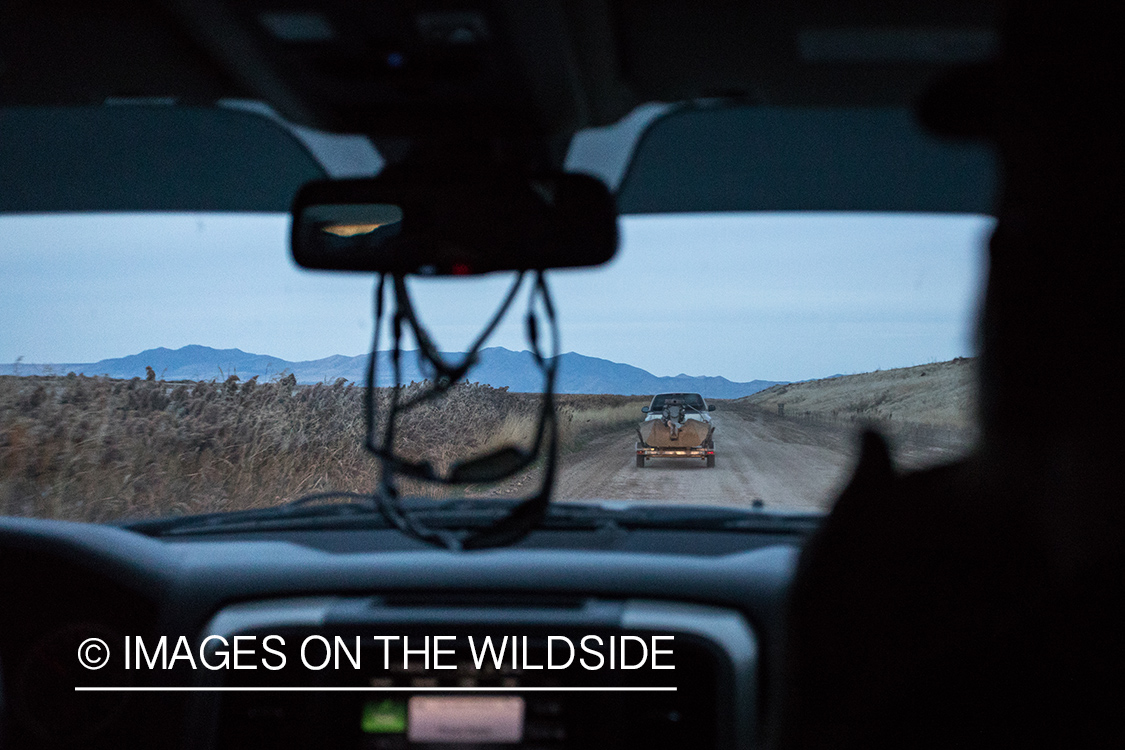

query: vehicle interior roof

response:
[1,0,1001,167]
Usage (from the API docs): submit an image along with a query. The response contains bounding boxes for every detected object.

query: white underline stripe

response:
[75,686,676,692]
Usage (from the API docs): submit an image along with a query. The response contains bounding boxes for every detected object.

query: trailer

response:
[635,441,715,468]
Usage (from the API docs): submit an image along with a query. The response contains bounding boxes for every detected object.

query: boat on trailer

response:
[635,393,716,468]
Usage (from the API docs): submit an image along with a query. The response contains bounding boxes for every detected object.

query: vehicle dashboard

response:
[0,515,802,749]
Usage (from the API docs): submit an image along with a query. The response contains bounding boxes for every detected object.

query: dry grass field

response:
[736,358,978,468]
[1,361,975,520]
[0,373,644,522]
[741,357,977,429]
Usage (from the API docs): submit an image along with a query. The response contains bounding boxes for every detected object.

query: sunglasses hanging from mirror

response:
[363,271,560,550]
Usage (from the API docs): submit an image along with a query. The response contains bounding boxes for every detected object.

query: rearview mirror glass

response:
[309,204,403,238]
[291,164,618,275]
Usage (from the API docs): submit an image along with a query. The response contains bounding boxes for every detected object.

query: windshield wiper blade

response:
[122,493,386,536]
[123,495,535,537]
[123,496,820,538]
[572,504,820,532]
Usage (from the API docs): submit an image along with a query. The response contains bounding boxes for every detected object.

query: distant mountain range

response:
[1,345,782,398]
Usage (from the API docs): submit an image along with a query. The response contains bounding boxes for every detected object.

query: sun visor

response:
[616,106,995,215]
[0,105,326,213]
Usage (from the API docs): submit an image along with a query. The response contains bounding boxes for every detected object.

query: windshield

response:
[0,206,987,522]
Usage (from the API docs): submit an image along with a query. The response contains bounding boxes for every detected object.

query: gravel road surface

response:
[553,406,971,512]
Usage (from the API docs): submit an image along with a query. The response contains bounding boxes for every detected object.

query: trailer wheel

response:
[706,455,715,468]
[636,454,645,468]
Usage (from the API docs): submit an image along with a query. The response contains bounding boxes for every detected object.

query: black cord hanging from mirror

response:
[363,271,560,550]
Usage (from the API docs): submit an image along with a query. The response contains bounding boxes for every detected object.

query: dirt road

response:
[553,406,971,512]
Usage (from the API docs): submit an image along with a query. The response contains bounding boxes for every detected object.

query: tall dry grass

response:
[0,374,638,522]
[479,397,648,456]
[732,358,979,468]
[741,358,977,430]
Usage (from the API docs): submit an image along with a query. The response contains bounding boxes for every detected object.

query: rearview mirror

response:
[291,162,618,275]
[641,406,650,413]
[708,404,716,411]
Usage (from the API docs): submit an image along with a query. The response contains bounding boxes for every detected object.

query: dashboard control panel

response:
[194,596,758,749]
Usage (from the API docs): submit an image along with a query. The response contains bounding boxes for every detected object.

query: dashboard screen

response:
[408,696,524,744]
[363,696,525,744]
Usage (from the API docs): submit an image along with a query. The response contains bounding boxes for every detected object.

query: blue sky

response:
[1,211,991,383]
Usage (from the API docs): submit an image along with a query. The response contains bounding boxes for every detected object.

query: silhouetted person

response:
[771,2,1124,747]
